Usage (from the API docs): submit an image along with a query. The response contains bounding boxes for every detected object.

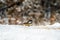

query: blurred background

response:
[0,0,60,25]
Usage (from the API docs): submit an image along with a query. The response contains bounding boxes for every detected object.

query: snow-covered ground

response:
[0,22,60,40]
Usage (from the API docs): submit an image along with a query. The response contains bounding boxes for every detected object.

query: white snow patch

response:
[46,22,60,28]
[0,24,60,40]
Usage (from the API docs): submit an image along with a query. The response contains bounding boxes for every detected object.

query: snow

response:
[47,22,60,28]
[0,23,60,40]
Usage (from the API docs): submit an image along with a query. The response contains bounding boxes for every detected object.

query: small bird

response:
[23,20,32,27]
